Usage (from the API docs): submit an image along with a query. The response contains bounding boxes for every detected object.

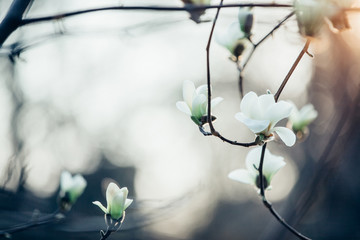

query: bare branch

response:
[258,143,312,240]
[274,39,311,101]
[0,0,33,47]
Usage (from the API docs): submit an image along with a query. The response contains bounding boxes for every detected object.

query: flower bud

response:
[59,171,87,211]
[93,182,133,221]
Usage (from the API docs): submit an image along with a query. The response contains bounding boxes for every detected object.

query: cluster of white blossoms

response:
[59,171,133,222]
[177,83,318,191]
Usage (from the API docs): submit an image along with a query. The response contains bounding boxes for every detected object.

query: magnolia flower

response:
[288,102,318,132]
[235,91,296,147]
[294,0,354,36]
[216,22,252,60]
[294,0,330,37]
[59,171,87,208]
[228,147,285,190]
[93,182,133,220]
[176,80,223,126]
[181,0,211,23]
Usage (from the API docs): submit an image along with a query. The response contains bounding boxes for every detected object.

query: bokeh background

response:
[0,0,359,239]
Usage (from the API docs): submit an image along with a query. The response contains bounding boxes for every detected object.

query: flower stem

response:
[19,4,293,26]
[204,0,258,147]
[258,144,312,240]
[238,11,295,98]
[274,39,311,102]
[0,209,63,237]
[100,226,113,240]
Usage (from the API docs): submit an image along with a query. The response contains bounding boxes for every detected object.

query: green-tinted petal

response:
[93,201,108,214]
[176,101,192,116]
[183,80,195,108]
[109,193,125,220]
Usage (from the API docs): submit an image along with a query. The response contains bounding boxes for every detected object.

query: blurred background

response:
[0,0,359,239]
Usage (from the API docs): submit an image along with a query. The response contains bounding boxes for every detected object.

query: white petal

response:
[228,169,255,185]
[183,80,195,107]
[60,171,72,192]
[93,201,108,214]
[176,101,192,116]
[211,97,223,109]
[196,84,208,96]
[265,100,293,126]
[216,22,246,53]
[299,104,318,123]
[71,174,87,194]
[124,198,133,210]
[106,182,121,210]
[110,193,125,220]
[245,147,262,175]
[191,94,207,119]
[273,127,296,147]
[235,112,269,133]
[240,91,258,116]
[258,94,275,113]
[262,150,286,181]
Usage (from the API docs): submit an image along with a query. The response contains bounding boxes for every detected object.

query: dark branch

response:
[274,39,311,101]
[238,11,295,97]
[0,0,33,47]
[203,0,258,147]
[257,143,311,240]
[20,3,293,26]
[0,209,63,237]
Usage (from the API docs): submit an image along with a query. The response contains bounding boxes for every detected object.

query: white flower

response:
[294,0,329,37]
[59,171,87,208]
[182,0,211,23]
[288,102,318,132]
[228,147,285,190]
[294,0,354,36]
[216,22,252,59]
[235,91,296,147]
[93,182,133,220]
[176,80,223,125]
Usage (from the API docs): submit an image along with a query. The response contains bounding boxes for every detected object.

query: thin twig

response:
[0,209,63,237]
[238,11,295,97]
[274,39,311,101]
[204,0,258,147]
[19,4,293,26]
[241,11,295,70]
[100,226,113,240]
[258,144,311,240]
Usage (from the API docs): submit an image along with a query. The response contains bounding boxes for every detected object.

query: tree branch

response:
[0,209,63,237]
[0,0,33,47]
[19,3,293,26]
[258,143,311,240]
[274,39,311,101]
